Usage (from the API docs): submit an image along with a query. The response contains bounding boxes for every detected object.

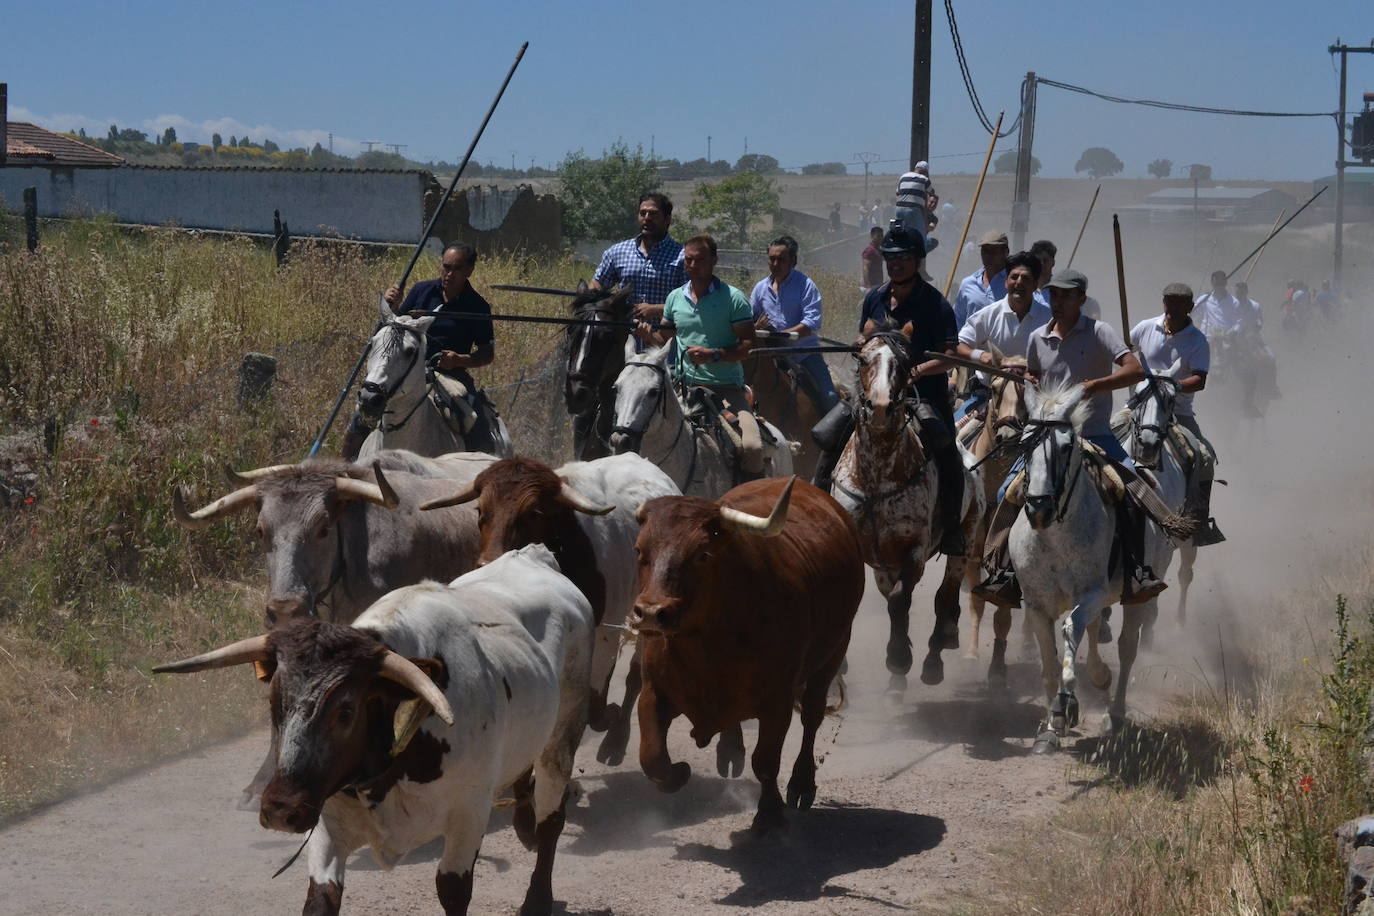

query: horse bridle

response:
[1126,374,1180,441]
[359,321,427,430]
[1021,416,1083,523]
[854,332,916,421]
[610,360,696,478]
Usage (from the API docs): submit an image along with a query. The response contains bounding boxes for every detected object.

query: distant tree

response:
[212,133,222,150]
[556,140,661,241]
[108,124,119,142]
[1074,146,1124,179]
[262,138,279,153]
[993,150,1040,175]
[355,151,407,169]
[161,126,177,146]
[735,153,782,174]
[117,128,148,143]
[77,127,87,138]
[229,135,237,147]
[801,161,847,176]
[1147,158,1172,179]
[689,172,780,246]
[1187,163,1212,182]
[240,136,252,148]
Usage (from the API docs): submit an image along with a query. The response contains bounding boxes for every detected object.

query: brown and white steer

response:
[630,477,865,831]
[154,545,593,916]
[421,453,679,767]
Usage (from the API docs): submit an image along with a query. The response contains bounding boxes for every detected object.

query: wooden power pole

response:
[910,0,932,168]
[1011,72,1037,251]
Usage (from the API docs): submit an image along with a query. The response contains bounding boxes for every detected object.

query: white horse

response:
[356,298,513,460]
[606,344,793,496]
[1011,382,1181,752]
[831,328,983,690]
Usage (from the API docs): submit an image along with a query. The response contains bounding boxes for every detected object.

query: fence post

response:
[272,209,291,266]
[22,187,38,252]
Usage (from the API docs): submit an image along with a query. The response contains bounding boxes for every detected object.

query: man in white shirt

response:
[1194,270,1243,340]
[954,250,1050,420]
[1130,282,1224,546]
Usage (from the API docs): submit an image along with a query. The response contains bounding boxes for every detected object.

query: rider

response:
[340,243,496,459]
[634,234,765,478]
[952,230,1009,328]
[1030,238,1101,318]
[954,249,1050,421]
[974,268,1165,606]
[589,192,686,328]
[1130,282,1225,546]
[749,235,841,414]
[854,223,966,556]
[1233,280,1281,400]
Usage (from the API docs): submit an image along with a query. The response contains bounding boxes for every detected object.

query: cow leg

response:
[787,662,837,812]
[750,694,795,834]
[597,641,641,766]
[716,724,745,778]
[637,680,689,792]
[988,606,1012,688]
[521,721,578,916]
[511,766,537,851]
[586,626,621,733]
[1106,601,1148,737]
[924,553,966,686]
[436,798,489,916]
[302,818,350,916]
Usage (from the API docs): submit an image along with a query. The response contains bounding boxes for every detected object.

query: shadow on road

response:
[563,769,758,856]
[1070,717,1228,798]
[898,691,1044,761]
[674,801,945,907]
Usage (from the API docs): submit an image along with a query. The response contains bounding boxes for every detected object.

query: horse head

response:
[608,344,672,455]
[855,322,916,429]
[1021,382,1088,530]
[986,350,1029,445]
[1129,358,1181,470]
[564,283,632,417]
[357,298,434,425]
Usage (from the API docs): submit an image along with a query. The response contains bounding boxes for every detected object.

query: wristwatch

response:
[711,348,723,363]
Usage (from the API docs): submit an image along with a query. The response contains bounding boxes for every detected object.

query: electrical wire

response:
[1035,77,1336,120]
[942,0,1020,138]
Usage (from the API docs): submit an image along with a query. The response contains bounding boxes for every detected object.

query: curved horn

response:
[224,463,295,484]
[419,481,480,512]
[379,651,454,726]
[370,462,400,508]
[153,633,271,674]
[171,484,259,531]
[555,481,615,516]
[719,476,797,538]
[333,476,395,508]
[987,341,1006,368]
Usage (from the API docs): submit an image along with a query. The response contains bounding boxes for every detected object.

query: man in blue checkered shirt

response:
[589,192,686,322]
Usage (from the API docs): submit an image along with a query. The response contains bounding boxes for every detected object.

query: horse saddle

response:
[427,369,499,437]
[1080,441,1193,541]
[682,386,777,459]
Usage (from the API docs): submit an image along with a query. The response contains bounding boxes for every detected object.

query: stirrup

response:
[1191,518,1226,547]
[972,570,1021,609]
[1121,567,1167,605]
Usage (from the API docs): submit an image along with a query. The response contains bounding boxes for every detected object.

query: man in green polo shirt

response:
[634,233,764,476]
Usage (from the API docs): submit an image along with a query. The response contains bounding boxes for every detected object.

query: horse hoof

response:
[987,662,1008,689]
[1066,696,1080,729]
[785,782,816,811]
[920,654,944,686]
[885,674,907,702]
[962,649,979,661]
[1098,620,1114,644]
[1033,730,1060,754]
[886,638,913,675]
[595,731,628,767]
[1090,666,1113,691]
[652,761,691,794]
[939,628,960,651]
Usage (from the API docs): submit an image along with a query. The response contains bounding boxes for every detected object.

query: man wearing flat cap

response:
[953,230,1009,328]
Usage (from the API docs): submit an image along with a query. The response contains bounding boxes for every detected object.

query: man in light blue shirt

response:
[749,235,840,413]
[953,229,1009,327]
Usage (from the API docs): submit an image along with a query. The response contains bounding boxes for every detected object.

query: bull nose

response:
[631,600,677,632]
[259,796,317,833]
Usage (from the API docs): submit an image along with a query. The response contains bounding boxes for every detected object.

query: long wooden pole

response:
[1242,208,1287,284]
[942,111,1004,299]
[1224,185,1327,281]
[1064,184,1101,269]
[1112,214,1130,340]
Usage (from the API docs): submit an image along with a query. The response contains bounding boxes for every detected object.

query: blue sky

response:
[7,0,1372,180]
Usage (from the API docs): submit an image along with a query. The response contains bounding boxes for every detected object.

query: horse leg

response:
[965,593,986,661]
[1026,604,1063,754]
[1176,543,1196,628]
[1059,594,1106,740]
[924,553,965,686]
[877,565,917,693]
[1106,600,1148,737]
[988,605,1012,688]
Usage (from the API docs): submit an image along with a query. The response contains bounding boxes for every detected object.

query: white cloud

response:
[10,105,364,155]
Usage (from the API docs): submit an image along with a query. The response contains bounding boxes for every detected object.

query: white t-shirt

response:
[1195,291,1243,339]
[958,296,1052,385]
[1130,315,1211,418]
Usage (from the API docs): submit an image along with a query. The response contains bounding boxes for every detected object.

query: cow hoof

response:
[595,730,628,767]
[589,701,618,733]
[716,741,745,779]
[886,637,913,675]
[1098,619,1114,644]
[1090,664,1112,691]
[750,807,787,835]
[785,782,816,811]
[920,653,944,686]
[653,761,691,793]
[987,661,1008,689]
[1032,730,1060,754]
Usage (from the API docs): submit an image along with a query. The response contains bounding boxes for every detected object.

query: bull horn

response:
[370,462,400,508]
[419,481,480,512]
[224,463,295,484]
[719,476,796,538]
[334,476,395,508]
[171,484,259,530]
[153,633,271,674]
[379,651,454,726]
[988,342,1006,368]
[555,481,615,516]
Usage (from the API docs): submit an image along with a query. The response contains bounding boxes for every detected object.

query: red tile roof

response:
[5,122,125,167]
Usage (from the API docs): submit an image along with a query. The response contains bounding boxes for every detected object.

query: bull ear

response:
[555,480,614,516]
[387,657,447,756]
[409,315,436,335]
[379,651,454,726]
[899,321,915,340]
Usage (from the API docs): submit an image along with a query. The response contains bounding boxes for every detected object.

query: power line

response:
[1035,77,1336,120]
[942,0,1020,138]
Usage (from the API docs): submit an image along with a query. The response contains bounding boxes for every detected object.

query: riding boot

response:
[340,414,371,462]
[933,442,966,556]
[1190,479,1226,546]
[1119,502,1167,605]
[811,444,843,492]
[810,401,855,492]
[971,490,1022,609]
[464,398,497,454]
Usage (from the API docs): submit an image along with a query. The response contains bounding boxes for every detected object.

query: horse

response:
[1208,329,1274,442]
[1011,383,1183,752]
[606,344,794,497]
[742,352,825,480]
[356,298,513,460]
[830,325,983,692]
[960,349,1029,685]
[564,284,634,460]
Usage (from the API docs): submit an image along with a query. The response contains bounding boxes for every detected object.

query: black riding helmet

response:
[878,224,924,256]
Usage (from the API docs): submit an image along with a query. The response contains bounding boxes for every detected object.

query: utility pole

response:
[707,135,712,163]
[1010,72,1037,251]
[855,152,880,204]
[328,132,333,154]
[910,0,932,168]
[1328,39,1374,293]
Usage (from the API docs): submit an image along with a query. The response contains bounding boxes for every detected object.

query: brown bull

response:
[630,476,865,831]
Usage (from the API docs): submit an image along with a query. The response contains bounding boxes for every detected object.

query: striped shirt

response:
[895,171,933,211]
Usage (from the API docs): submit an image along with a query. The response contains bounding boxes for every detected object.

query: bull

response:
[630,476,865,831]
[154,544,593,916]
[420,453,679,766]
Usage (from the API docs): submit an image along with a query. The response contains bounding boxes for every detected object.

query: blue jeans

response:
[954,387,990,422]
[997,432,1133,503]
[790,351,841,413]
